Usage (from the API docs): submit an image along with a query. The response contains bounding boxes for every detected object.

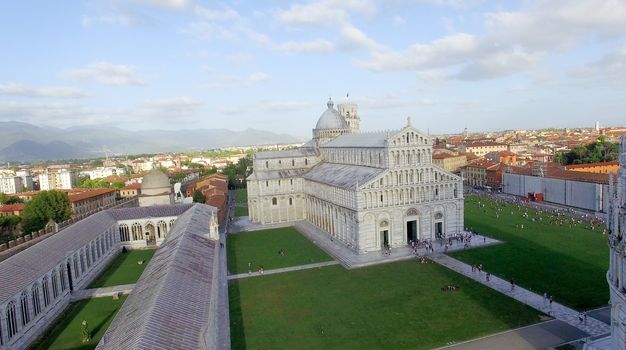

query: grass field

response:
[234,206,248,217]
[229,261,543,350]
[88,249,156,288]
[233,189,247,204]
[450,195,608,310]
[227,227,332,274]
[32,296,127,350]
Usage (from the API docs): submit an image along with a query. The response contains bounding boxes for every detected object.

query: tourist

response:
[510,278,515,291]
[543,292,547,304]
[486,272,490,282]
[549,295,553,308]
[248,262,252,274]
[578,312,583,323]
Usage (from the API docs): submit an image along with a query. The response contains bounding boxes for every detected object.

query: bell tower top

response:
[338,93,360,134]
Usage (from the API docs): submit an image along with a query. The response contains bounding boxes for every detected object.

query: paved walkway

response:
[70,283,135,301]
[227,261,340,280]
[431,254,610,337]
[296,221,501,269]
[439,319,588,350]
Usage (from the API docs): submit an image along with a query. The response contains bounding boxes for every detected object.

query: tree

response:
[555,137,619,165]
[192,190,206,203]
[0,193,23,205]
[21,191,72,234]
[111,181,125,189]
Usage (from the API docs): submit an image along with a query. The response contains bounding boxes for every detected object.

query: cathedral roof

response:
[255,148,317,160]
[304,162,384,189]
[321,131,391,148]
[246,169,309,181]
[315,98,348,130]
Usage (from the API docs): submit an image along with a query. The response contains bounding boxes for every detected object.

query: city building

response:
[0,176,24,195]
[432,153,467,173]
[39,170,78,191]
[485,150,517,165]
[458,141,508,158]
[0,204,25,217]
[138,169,173,207]
[82,167,125,180]
[461,159,500,188]
[183,174,228,225]
[14,171,33,192]
[0,203,219,350]
[68,189,117,216]
[247,98,464,254]
[118,183,141,199]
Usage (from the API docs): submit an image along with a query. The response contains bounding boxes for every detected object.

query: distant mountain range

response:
[0,122,304,162]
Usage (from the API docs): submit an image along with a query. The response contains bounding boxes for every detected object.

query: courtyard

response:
[451,195,608,310]
[233,189,249,217]
[29,296,128,350]
[229,261,543,350]
[88,249,156,288]
[227,227,333,274]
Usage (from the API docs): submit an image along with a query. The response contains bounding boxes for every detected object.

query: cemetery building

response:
[247,98,464,254]
[0,203,219,350]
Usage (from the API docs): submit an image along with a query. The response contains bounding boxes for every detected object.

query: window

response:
[292,159,295,166]
[289,198,293,205]
[278,180,281,186]
[6,301,18,339]
[32,285,41,317]
[119,224,130,241]
[265,161,269,168]
[52,272,59,299]
[305,158,308,165]
[20,292,30,326]
[266,181,269,187]
[272,197,277,205]
[131,223,143,240]
[290,179,293,185]
[60,269,66,291]
[435,188,439,196]
[278,160,282,165]
[42,277,50,307]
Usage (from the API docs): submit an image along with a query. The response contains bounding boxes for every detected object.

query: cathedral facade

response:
[247,98,464,254]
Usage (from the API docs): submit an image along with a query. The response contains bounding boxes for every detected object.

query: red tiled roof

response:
[122,183,141,190]
[68,188,116,202]
[565,160,619,169]
[0,204,26,213]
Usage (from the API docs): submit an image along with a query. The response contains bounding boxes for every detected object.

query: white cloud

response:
[136,0,191,10]
[0,101,98,126]
[81,14,134,27]
[63,62,145,86]
[277,39,335,53]
[0,83,87,98]
[217,99,313,115]
[570,45,626,83]
[359,0,626,80]
[392,15,406,26]
[193,5,240,21]
[143,96,202,111]
[248,72,270,82]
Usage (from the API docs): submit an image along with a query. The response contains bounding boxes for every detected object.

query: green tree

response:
[111,181,125,189]
[0,193,23,204]
[555,137,619,165]
[21,191,72,234]
[192,190,206,203]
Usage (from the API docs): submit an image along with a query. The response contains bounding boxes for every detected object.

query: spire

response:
[407,116,412,127]
[327,97,334,109]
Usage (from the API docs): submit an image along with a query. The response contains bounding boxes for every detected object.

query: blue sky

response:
[1,0,625,138]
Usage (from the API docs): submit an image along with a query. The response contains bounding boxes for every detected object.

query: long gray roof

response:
[0,211,117,303]
[321,131,391,148]
[109,203,194,220]
[255,148,316,159]
[97,204,219,350]
[0,204,196,303]
[246,168,308,181]
[304,162,384,189]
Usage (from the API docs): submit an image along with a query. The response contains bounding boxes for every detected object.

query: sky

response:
[1,0,626,138]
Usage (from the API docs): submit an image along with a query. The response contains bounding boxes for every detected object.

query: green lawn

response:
[227,227,332,274]
[88,249,156,288]
[229,261,543,350]
[233,189,247,204]
[31,296,127,350]
[450,195,608,310]
[234,206,248,217]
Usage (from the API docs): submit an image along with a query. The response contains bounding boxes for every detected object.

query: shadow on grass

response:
[90,308,118,338]
[228,280,247,350]
[28,299,90,350]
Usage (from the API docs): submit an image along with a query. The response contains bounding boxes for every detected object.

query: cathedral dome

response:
[141,169,170,192]
[315,98,348,130]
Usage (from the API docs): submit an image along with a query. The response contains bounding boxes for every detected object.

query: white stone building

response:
[247,98,464,254]
[586,136,626,350]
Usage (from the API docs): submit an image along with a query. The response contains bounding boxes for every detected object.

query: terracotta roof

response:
[68,188,116,203]
[432,153,464,160]
[0,204,26,213]
[565,160,619,169]
[465,159,498,169]
[463,142,507,147]
[121,183,141,190]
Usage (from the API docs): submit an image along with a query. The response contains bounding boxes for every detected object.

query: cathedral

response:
[247,97,464,254]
